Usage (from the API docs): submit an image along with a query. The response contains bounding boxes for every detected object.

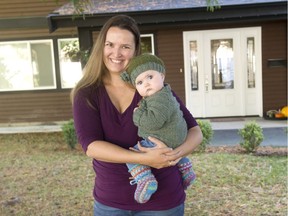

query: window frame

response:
[57,38,83,89]
[0,39,56,92]
[141,34,155,54]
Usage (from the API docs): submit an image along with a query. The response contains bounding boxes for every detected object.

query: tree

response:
[206,0,221,12]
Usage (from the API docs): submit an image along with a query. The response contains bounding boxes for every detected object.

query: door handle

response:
[205,83,209,92]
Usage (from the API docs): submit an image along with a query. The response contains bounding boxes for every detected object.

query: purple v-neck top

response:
[73,85,198,211]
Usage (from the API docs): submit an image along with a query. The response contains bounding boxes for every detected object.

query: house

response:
[0,0,79,124]
[0,0,287,124]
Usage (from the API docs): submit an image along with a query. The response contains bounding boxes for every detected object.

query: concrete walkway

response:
[0,117,287,147]
[0,123,63,134]
[209,117,287,147]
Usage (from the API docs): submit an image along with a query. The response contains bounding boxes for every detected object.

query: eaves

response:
[47,1,287,33]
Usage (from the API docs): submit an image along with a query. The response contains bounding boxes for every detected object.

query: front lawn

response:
[0,133,287,216]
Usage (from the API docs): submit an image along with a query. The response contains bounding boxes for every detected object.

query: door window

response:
[211,39,234,90]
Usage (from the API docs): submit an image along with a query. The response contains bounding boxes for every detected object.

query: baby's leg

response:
[126,139,157,203]
[177,157,196,190]
[134,139,156,150]
[127,163,158,203]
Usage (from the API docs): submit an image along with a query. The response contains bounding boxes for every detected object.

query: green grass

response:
[187,153,287,215]
[0,133,287,216]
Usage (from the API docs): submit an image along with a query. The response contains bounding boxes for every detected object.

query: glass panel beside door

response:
[189,41,198,91]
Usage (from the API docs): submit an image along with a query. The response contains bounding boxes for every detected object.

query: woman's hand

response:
[130,136,182,169]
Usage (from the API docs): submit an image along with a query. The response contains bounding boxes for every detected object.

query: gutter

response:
[47,1,287,33]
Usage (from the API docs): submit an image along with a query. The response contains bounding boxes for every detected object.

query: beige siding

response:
[0,0,77,39]
[0,0,77,124]
[0,27,78,40]
[0,91,72,123]
[0,0,67,18]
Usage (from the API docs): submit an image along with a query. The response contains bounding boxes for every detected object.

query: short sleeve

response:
[73,88,104,153]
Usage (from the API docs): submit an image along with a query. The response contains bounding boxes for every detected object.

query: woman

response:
[71,14,203,216]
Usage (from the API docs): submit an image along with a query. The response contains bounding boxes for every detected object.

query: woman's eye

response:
[122,45,130,49]
[105,42,112,47]
[137,81,142,85]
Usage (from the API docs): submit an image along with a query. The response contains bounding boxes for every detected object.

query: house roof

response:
[47,0,287,32]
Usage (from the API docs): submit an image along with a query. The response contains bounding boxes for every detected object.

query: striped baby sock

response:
[128,164,158,203]
[177,157,196,190]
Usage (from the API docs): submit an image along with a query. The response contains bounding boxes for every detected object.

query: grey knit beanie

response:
[121,53,165,85]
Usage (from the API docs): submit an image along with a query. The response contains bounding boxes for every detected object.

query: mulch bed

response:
[206,145,287,156]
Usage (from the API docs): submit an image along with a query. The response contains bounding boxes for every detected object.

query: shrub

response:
[61,119,78,150]
[196,119,214,152]
[238,121,264,153]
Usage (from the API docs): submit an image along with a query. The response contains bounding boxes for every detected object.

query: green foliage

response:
[62,40,80,61]
[196,119,214,152]
[61,119,78,149]
[206,0,221,12]
[238,121,264,153]
[53,0,92,18]
[69,0,92,14]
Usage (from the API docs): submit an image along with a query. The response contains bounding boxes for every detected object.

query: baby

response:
[121,53,196,203]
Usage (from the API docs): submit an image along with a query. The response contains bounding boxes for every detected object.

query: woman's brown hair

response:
[71,15,141,103]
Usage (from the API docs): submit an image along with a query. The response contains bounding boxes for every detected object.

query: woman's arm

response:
[147,126,202,166]
[72,89,178,169]
[174,126,203,157]
[170,90,203,156]
[86,140,181,169]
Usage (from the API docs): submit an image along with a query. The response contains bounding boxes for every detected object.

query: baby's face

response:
[135,70,165,97]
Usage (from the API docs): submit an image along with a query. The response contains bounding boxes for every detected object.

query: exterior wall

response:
[0,0,67,18]
[156,30,186,102]
[0,91,72,123]
[0,0,77,124]
[262,20,287,113]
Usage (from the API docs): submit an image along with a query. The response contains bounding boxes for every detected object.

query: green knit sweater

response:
[133,84,187,148]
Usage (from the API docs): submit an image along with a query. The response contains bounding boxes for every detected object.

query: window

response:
[211,39,234,90]
[0,35,156,91]
[141,34,154,54]
[247,37,255,88]
[189,41,198,90]
[0,40,55,91]
[58,38,83,89]
[58,35,155,89]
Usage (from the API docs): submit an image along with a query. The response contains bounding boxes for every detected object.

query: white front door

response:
[183,27,262,118]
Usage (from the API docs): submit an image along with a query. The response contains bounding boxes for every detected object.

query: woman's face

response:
[104,27,136,74]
